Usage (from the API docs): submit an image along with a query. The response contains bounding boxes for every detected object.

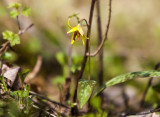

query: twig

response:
[16,16,21,30]
[86,0,112,57]
[18,23,34,35]
[0,23,34,56]
[25,55,42,83]
[134,107,160,116]
[29,91,70,109]
[72,0,96,115]
[140,62,160,107]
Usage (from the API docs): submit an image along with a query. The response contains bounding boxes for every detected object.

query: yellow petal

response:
[71,33,75,44]
[78,25,84,36]
[67,26,79,34]
[82,37,85,45]
[83,35,89,39]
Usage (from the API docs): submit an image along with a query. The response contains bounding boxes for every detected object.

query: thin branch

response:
[16,16,21,30]
[29,91,70,109]
[86,0,112,57]
[18,23,34,35]
[134,107,160,116]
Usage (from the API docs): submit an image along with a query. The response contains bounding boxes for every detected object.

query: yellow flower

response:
[67,19,88,45]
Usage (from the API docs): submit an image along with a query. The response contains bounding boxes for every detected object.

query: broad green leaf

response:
[19,69,30,84]
[95,71,160,96]
[8,3,21,9]
[2,30,20,46]
[77,79,96,109]
[10,10,19,18]
[21,6,31,17]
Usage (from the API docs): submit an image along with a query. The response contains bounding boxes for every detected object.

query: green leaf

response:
[2,30,20,47]
[52,76,65,85]
[90,97,101,111]
[56,52,67,65]
[23,85,30,97]
[1,52,12,60]
[0,76,8,92]
[19,69,30,84]
[77,79,96,109]
[10,10,19,18]
[95,71,160,96]
[21,6,31,17]
[8,3,21,9]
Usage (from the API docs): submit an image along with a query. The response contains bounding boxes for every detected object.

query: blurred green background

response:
[1,0,160,104]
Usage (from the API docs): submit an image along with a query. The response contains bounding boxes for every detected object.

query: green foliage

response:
[8,3,21,9]
[1,52,12,60]
[10,85,30,99]
[8,2,31,18]
[21,6,31,17]
[77,79,96,108]
[0,77,8,92]
[2,30,20,47]
[19,69,30,84]
[95,71,160,96]
[56,52,67,66]
[10,10,19,18]
[71,54,82,73]
[89,97,108,117]
[53,76,65,85]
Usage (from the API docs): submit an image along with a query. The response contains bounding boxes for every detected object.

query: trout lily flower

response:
[67,19,88,45]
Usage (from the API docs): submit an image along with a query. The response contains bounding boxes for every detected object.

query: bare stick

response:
[25,55,42,82]
[29,91,69,109]
[86,0,112,57]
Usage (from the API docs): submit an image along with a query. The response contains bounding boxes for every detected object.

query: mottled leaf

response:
[95,71,160,96]
[21,6,31,17]
[77,79,96,109]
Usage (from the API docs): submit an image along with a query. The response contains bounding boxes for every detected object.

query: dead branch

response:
[25,55,42,83]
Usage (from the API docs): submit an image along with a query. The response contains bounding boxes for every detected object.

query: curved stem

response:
[71,0,96,115]
[86,0,112,57]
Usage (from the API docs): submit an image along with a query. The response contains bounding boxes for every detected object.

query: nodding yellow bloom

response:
[67,19,88,45]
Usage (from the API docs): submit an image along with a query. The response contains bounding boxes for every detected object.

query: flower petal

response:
[67,26,79,34]
[78,25,84,36]
[83,35,89,39]
[71,35,75,44]
[82,37,85,45]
